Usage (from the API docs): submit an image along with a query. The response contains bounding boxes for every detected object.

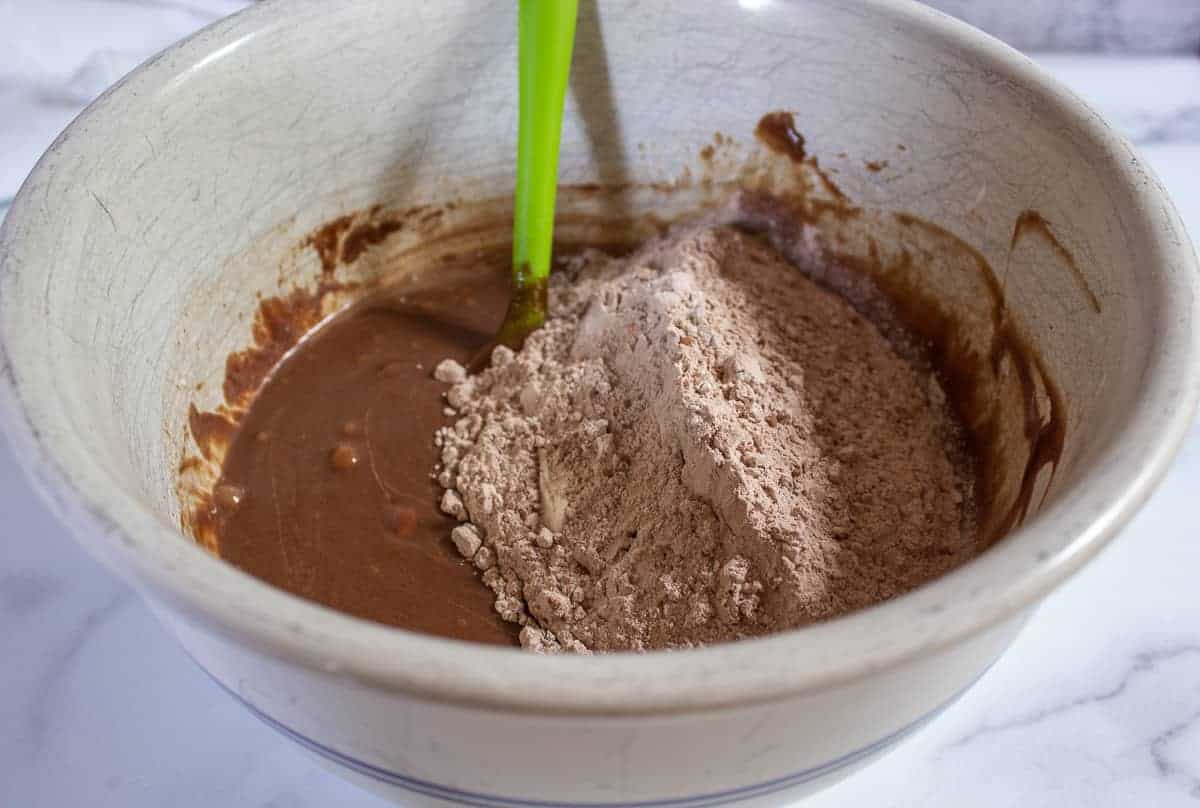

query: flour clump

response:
[434,225,976,652]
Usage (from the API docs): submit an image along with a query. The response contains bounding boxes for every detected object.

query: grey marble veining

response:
[945,644,1200,751]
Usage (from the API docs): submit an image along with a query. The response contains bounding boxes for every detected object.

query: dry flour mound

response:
[433,225,976,653]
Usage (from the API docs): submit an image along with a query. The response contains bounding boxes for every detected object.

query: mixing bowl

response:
[2,0,1197,805]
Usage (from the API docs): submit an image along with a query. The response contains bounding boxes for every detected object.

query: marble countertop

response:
[3,3,1200,807]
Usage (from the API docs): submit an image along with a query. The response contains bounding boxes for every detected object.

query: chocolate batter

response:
[209,254,520,645]
[187,112,1075,650]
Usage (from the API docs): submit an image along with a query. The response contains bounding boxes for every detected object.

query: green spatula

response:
[482,0,580,363]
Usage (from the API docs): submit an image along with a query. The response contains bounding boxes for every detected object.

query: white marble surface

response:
[925,0,1200,53]
[3,4,1200,807]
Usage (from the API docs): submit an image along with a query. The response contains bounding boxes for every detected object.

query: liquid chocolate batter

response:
[210,255,521,645]
[193,112,1072,650]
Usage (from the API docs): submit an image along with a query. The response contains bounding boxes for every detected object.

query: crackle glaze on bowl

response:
[1,1,1197,805]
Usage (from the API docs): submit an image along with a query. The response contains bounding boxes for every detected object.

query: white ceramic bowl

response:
[2,1,1198,805]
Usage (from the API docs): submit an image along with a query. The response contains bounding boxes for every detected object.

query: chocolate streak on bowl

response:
[754,111,807,163]
[886,213,1068,540]
[1011,209,1100,314]
[305,204,442,274]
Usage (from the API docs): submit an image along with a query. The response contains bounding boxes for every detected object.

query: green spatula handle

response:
[512,0,579,309]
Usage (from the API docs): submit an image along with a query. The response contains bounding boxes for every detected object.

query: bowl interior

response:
[1,0,1194,697]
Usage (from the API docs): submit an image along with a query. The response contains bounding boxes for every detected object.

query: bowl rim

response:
[1,0,1198,716]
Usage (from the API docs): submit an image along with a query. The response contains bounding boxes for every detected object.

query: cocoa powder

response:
[434,225,977,652]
